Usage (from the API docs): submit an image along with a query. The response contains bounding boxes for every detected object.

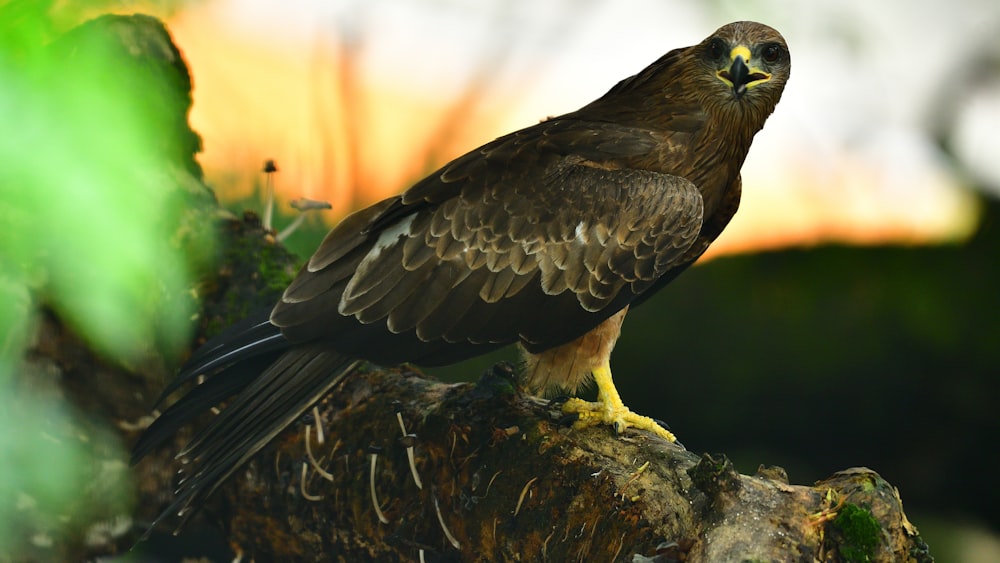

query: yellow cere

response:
[729,45,752,62]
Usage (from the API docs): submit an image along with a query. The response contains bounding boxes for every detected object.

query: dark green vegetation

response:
[832,503,882,562]
[200,216,301,338]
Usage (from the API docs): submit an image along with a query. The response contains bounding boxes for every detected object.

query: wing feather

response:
[387,261,467,335]
[402,231,437,269]
[272,119,705,360]
[308,198,397,271]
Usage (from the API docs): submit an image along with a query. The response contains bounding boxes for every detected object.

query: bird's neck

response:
[691,102,771,215]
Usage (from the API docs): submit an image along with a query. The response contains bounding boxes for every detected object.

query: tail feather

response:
[132,307,360,539]
[178,344,330,457]
[141,346,356,538]
[129,349,283,464]
[152,310,287,407]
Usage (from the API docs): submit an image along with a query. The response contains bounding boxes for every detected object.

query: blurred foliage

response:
[0,5,211,555]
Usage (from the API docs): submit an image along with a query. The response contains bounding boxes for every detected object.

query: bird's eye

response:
[707,37,726,60]
[761,43,784,64]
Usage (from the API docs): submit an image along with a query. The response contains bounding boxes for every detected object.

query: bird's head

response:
[571,21,789,142]
[695,21,790,112]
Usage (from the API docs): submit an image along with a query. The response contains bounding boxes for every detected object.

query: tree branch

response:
[200,363,930,561]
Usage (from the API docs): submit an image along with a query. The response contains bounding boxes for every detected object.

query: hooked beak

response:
[717,46,771,98]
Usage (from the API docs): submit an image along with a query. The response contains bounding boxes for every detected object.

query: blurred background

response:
[3,0,999,560]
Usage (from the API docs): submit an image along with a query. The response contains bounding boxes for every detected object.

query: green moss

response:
[190,216,304,342]
[224,228,299,295]
[255,243,299,293]
[833,503,882,562]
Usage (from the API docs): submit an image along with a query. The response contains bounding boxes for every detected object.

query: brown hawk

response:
[133,20,790,531]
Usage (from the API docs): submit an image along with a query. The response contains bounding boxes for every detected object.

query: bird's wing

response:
[272,119,705,364]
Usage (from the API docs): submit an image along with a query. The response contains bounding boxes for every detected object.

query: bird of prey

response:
[133,20,790,531]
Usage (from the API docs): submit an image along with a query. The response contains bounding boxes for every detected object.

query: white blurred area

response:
[160,0,1000,257]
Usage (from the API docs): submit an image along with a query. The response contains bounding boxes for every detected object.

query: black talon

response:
[557,412,580,426]
[653,418,672,431]
[548,395,571,408]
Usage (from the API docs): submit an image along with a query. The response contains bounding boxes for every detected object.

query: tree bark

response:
[207,363,931,562]
[25,13,934,563]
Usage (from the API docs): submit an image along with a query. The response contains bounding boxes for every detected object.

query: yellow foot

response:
[560,364,677,443]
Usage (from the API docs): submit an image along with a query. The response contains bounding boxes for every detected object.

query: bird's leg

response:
[560,363,677,442]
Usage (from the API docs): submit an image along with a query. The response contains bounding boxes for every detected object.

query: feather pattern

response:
[274,151,704,350]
